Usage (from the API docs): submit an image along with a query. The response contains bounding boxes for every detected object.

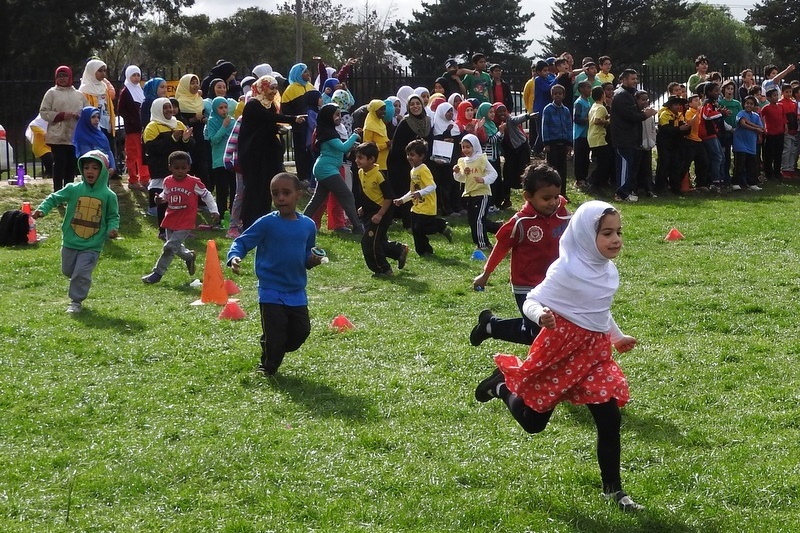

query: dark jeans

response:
[614,147,641,198]
[681,140,709,188]
[259,303,311,374]
[573,136,590,183]
[763,134,784,179]
[546,142,570,197]
[733,151,759,187]
[589,144,614,189]
[488,292,541,346]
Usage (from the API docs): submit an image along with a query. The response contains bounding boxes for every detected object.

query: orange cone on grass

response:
[21,202,37,244]
[330,314,354,332]
[680,173,693,192]
[218,301,246,320]
[200,240,229,305]
[665,227,684,241]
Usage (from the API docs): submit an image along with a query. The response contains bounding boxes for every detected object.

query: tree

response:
[645,4,763,71]
[338,2,398,67]
[747,0,800,66]
[277,0,355,60]
[540,0,695,68]
[0,0,193,67]
[387,0,533,74]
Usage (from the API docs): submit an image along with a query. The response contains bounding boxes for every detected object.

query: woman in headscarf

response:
[387,94,433,228]
[117,65,149,190]
[383,96,401,139]
[395,86,415,116]
[430,102,463,215]
[363,100,390,173]
[238,75,307,230]
[39,66,89,190]
[455,100,479,136]
[140,77,166,126]
[280,63,315,184]
[175,73,211,191]
[79,59,116,147]
[476,102,505,209]
[320,78,340,105]
[201,60,240,100]
[203,78,239,119]
[204,96,236,225]
[73,106,116,174]
[447,92,463,110]
[143,97,194,237]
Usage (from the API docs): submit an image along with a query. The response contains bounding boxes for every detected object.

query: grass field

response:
[2,176,800,532]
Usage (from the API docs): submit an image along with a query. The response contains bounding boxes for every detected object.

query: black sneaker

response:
[372,268,394,278]
[185,251,196,275]
[603,490,645,512]
[398,245,409,269]
[469,309,494,346]
[475,368,504,402]
[442,225,453,243]
[142,272,162,284]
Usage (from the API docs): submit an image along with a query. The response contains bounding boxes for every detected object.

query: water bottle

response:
[16,164,25,186]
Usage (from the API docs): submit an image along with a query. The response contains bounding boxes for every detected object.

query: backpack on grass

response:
[0,210,30,246]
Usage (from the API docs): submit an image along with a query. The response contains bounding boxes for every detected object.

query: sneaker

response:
[372,269,394,278]
[442,225,453,243]
[333,227,352,234]
[226,227,241,239]
[613,194,638,203]
[645,191,658,198]
[158,232,166,242]
[66,301,82,314]
[469,309,495,346]
[731,184,742,191]
[142,272,162,284]
[256,364,275,376]
[398,245,409,270]
[748,185,762,191]
[487,205,499,214]
[781,170,795,179]
[603,490,645,512]
[475,368,504,402]
[185,251,196,275]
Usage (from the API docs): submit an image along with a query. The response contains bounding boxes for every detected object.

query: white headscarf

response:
[252,63,283,80]
[124,65,145,104]
[432,103,460,136]
[460,133,483,163]
[529,201,620,332]
[414,86,430,99]
[314,67,336,90]
[447,92,463,108]
[396,85,414,115]
[79,59,108,96]
[150,97,178,129]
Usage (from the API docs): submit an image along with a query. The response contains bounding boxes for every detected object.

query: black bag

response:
[0,210,30,246]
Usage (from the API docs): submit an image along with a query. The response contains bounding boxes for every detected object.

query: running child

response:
[142,151,219,284]
[32,151,120,313]
[227,173,323,376]
[453,133,501,250]
[470,164,570,346]
[475,201,643,512]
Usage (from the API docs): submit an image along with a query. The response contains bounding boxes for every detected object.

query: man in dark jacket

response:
[610,69,657,201]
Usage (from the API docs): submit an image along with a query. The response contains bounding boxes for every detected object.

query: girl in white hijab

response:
[432,103,460,136]
[395,85,415,115]
[118,65,149,189]
[476,201,644,513]
[452,133,499,249]
[79,59,116,141]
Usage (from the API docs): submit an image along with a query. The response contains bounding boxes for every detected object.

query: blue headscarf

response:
[72,106,115,169]
[321,78,339,96]
[288,63,308,85]
[206,96,229,132]
[143,77,165,101]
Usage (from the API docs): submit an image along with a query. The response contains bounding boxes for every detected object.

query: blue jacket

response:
[541,103,572,144]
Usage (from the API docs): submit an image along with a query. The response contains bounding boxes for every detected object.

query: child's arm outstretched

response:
[522,298,556,329]
[609,318,637,353]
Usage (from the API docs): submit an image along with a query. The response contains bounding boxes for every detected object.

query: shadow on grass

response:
[267,373,373,421]
[564,403,687,445]
[71,307,148,333]
[551,506,718,533]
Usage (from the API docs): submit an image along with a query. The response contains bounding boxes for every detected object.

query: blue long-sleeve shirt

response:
[227,211,317,305]
[541,103,573,144]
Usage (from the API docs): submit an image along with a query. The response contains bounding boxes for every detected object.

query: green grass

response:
[2,177,800,531]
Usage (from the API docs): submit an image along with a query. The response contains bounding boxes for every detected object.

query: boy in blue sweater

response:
[227,172,324,376]
[541,84,573,197]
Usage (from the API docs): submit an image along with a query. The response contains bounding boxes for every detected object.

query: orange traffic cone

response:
[200,240,229,305]
[680,173,694,192]
[330,314,355,332]
[665,227,684,241]
[218,301,246,320]
[21,202,37,244]
[224,279,240,296]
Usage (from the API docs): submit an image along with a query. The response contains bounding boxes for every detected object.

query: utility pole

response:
[295,0,303,62]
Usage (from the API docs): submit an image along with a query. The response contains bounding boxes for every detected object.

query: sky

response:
[183,0,751,60]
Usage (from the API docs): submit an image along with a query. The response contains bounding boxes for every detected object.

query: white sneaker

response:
[748,185,762,191]
[731,184,742,191]
[626,194,639,202]
[603,490,645,512]
[66,302,82,314]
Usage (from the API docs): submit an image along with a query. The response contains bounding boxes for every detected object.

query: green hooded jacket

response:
[36,150,120,252]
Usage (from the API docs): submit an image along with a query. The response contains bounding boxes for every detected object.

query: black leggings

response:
[50,144,76,191]
[501,389,623,493]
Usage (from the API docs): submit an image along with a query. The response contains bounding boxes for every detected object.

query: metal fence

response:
[0,63,775,178]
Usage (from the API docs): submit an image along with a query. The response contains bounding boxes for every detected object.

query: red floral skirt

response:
[494,315,630,413]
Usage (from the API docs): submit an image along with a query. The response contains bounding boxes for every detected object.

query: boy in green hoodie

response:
[33,150,120,313]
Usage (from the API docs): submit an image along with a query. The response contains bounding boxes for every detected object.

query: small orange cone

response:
[218,301,246,320]
[21,202,37,244]
[665,227,684,241]
[680,173,694,192]
[200,240,229,305]
[330,314,354,332]
[224,279,240,295]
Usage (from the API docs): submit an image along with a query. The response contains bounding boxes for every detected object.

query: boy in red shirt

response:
[778,84,799,178]
[470,164,570,346]
[142,151,219,283]
[760,88,787,181]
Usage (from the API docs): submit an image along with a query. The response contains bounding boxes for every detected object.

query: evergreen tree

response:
[387,0,533,74]
[747,0,800,66]
[540,0,694,68]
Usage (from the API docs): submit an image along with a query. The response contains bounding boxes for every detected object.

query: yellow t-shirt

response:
[587,103,609,148]
[410,164,437,216]
[358,165,386,208]
[456,155,491,197]
[685,108,701,142]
